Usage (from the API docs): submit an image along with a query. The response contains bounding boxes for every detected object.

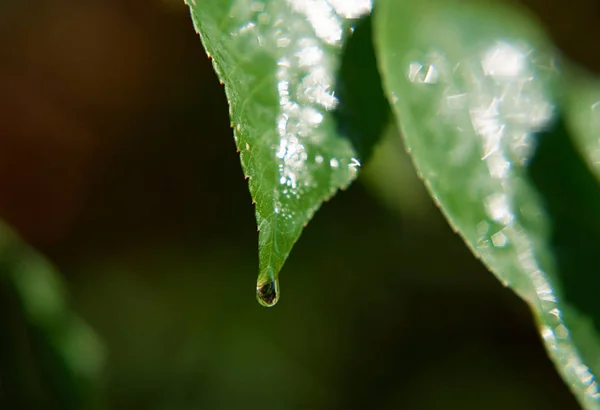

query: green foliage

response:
[188,0,600,407]
[565,72,600,182]
[375,1,600,407]
[186,0,387,306]
[0,222,104,409]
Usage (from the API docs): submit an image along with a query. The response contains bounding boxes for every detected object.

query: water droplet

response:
[491,230,508,247]
[328,0,372,18]
[256,277,280,307]
[349,157,361,169]
[481,42,526,78]
[407,61,439,84]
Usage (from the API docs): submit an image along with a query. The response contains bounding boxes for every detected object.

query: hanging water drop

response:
[256,277,280,307]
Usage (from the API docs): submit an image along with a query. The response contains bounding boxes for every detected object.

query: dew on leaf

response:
[407,61,439,84]
[188,0,375,308]
[490,230,508,247]
[256,276,280,307]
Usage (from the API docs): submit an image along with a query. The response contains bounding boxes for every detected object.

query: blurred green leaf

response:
[375,0,600,408]
[186,0,386,306]
[564,70,600,183]
[0,222,104,409]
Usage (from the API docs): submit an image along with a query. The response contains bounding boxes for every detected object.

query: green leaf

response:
[564,69,600,183]
[375,0,600,407]
[0,222,104,408]
[186,1,386,306]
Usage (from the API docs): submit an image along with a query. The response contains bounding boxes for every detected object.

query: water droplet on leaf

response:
[256,277,280,307]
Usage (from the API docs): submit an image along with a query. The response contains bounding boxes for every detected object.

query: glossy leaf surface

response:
[186,0,380,306]
[565,71,600,183]
[375,0,600,408]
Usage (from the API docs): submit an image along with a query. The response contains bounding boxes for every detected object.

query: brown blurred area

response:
[0,0,238,254]
[0,0,597,409]
[514,0,600,74]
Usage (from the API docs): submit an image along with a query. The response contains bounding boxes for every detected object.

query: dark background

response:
[1,0,598,409]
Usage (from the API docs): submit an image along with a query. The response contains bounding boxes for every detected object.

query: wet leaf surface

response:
[186,0,385,306]
[375,0,600,408]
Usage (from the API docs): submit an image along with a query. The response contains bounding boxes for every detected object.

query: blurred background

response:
[1,0,599,409]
